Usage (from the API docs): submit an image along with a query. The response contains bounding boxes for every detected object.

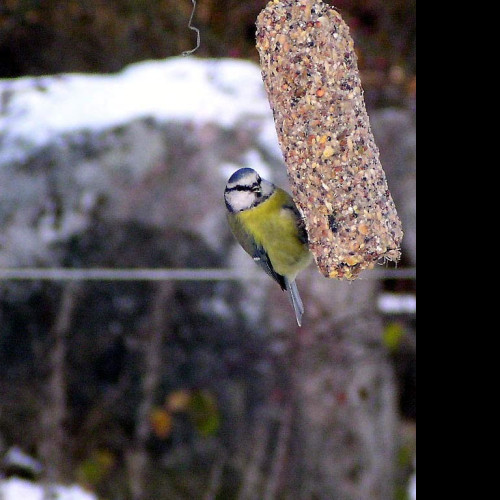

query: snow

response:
[409,473,416,500]
[0,57,274,166]
[0,478,97,500]
[377,293,416,314]
[2,447,43,476]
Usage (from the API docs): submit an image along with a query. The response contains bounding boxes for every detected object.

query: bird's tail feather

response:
[285,278,304,327]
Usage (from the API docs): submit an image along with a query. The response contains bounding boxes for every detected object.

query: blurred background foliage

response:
[0,0,416,106]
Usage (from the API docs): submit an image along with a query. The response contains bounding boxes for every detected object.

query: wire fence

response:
[0,267,416,282]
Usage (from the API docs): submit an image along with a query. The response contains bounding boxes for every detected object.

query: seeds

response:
[256,0,403,280]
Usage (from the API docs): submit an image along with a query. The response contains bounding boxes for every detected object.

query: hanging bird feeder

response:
[256,0,403,280]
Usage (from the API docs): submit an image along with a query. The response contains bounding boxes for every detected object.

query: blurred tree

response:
[38,283,82,483]
[0,0,416,105]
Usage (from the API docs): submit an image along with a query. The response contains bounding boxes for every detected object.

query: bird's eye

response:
[251,186,261,193]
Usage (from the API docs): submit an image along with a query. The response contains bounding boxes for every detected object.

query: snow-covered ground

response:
[0,478,97,500]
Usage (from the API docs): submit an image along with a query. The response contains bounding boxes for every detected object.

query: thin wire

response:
[0,268,239,282]
[182,0,201,57]
[0,267,416,282]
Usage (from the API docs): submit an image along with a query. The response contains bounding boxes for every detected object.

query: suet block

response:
[256,0,403,280]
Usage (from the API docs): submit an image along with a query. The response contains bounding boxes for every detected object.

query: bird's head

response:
[224,168,275,213]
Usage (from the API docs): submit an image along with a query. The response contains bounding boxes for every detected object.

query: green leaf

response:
[188,390,220,437]
[383,322,405,352]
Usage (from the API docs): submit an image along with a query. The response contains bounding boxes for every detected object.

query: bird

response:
[224,168,312,326]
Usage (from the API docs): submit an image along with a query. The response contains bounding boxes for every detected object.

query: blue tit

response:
[224,168,312,326]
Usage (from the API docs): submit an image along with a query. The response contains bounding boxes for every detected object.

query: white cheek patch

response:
[226,190,256,212]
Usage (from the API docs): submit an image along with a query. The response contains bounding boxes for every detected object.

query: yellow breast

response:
[236,189,311,278]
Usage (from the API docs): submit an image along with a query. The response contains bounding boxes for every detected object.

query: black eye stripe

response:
[226,182,259,192]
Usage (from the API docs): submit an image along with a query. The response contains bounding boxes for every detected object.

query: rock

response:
[0,58,281,268]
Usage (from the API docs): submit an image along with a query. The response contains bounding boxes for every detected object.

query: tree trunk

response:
[39,283,81,483]
[289,276,396,500]
[127,282,173,500]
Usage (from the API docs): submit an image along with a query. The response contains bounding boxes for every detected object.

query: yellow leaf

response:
[150,407,173,439]
[166,390,192,413]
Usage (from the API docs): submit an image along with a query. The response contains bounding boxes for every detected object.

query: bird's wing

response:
[228,214,287,291]
[252,245,287,291]
[282,200,309,245]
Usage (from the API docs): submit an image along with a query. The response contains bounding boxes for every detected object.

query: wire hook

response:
[182,0,201,56]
